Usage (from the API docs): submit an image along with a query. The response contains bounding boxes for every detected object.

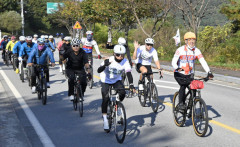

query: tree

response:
[0,0,19,13]
[0,11,21,34]
[172,0,215,36]
[221,0,240,33]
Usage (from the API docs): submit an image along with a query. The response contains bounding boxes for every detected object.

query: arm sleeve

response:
[199,57,210,73]
[126,72,133,84]
[47,48,55,63]
[83,52,88,65]
[172,49,180,69]
[97,61,106,73]
[153,50,159,61]
[19,44,25,57]
[49,42,55,50]
[125,45,133,67]
[92,40,101,55]
[63,47,69,60]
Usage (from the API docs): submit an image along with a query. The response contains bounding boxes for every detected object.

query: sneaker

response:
[59,66,62,72]
[139,84,144,91]
[117,107,122,116]
[47,82,50,88]
[32,86,36,94]
[103,120,109,131]
[69,95,74,101]
[16,68,19,74]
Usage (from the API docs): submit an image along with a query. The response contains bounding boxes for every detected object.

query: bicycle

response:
[19,60,24,82]
[138,72,161,113]
[106,86,127,144]
[35,65,48,105]
[4,51,11,66]
[121,72,134,98]
[172,77,209,137]
[72,72,84,117]
[87,56,93,89]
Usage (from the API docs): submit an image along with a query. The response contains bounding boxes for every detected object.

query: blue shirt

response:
[19,42,36,57]
[13,41,25,54]
[0,40,8,50]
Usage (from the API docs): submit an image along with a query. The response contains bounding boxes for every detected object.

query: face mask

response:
[187,44,195,50]
[87,34,93,41]
[114,56,123,63]
[38,45,45,51]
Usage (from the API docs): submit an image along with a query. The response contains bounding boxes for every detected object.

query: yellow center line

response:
[93,74,240,135]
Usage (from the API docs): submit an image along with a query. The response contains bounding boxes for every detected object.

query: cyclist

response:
[59,36,71,72]
[56,32,59,38]
[32,34,38,43]
[62,38,91,101]
[27,38,55,93]
[49,35,56,49]
[19,36,36,70]
[97,45,135,131]
[106,37,133,67]
[81,31,102,63]
[132,38,163,90]
[44,35,55,52]
[6,36,18,63]
[13,36,26,73]
[171,32,214,110]
[1,35,9,63]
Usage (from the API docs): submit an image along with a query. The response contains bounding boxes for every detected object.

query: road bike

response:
[172,77,209,137]
[72,72,84,117]
[19,60,24,82]
[106,86,127,144]
[35,65,48,105]
[138,72,161,113]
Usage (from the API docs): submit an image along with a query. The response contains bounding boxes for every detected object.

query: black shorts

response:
[136,63,152,73]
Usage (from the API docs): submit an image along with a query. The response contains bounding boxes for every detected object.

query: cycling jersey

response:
[172,45,210,75]
[32,39,38,44]
[28,46,55,65]
[13,41,25,54]
[81,37,100,55]
[19,42,36,57]
[45,40,55,50]
[6,41,18,51]
[0,40,8,50]
[135,45,158,65]
[100,56,131,84]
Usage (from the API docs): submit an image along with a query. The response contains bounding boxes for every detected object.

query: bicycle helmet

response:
[11,36,16,40]
[114,45,126,54]
[38,38,45,44]
[86,31,93,35]
[40,35,45,39]
[19,36,25,41]
[3,35,8,38]
[26,36,33,41]
[44,35,48,39]
[145,38,154,45]
[184,32,196,40]
[33,34,38,38]
[118,37,126,45]
[49,35,53,39]
[71,38,81,45]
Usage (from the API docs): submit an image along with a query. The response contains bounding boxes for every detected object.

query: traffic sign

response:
[47,2,64,14]
[73,21,82,29]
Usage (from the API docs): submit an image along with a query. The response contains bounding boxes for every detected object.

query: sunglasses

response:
[146,44,153,46]
[72,45,79,47]
[39,44,44,46]
[115,53,125,57]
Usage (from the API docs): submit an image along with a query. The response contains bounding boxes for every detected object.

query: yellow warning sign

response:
[73,21,82,29]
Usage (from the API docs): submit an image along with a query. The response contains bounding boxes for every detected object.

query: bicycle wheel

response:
[172,92,186,127]
[88,67,93,89]
[28,67,31,87]
[12,56,16,71]
[36,77,42,100]
[114,102,127,144]
[149,83,159,113]
[138,84,146,107]
[42,78,47,105]
[77,86,83,117]
[20,63,24,82]
[106,102,113,133]
[5,53,9,66]
[192,97,208,137]
[73,85,78,111]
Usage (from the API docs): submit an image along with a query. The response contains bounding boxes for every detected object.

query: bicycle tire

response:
[114,102,127,144]
[73,86,78,111]
[78,85,83,117]
[20,63,24,82]
[12,56,16,71]
[88,68,93,89]
[149,83,159,113]
[192,97,208,137]
[106,102,113,133]
[42,78,47,105]
[28,68,31,87]
[5,54,9,66]
[36,77,42,100]
[172,92,186,127]
[138,84,146,107]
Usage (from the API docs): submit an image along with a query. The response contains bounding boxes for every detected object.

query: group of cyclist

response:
[1,31,214,133]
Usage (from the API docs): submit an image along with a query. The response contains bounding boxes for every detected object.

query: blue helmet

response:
[38,38,45,44]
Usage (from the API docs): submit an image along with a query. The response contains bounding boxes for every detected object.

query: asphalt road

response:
[0,45,240,147]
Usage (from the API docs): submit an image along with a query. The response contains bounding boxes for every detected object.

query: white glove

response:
[18,57,22,61]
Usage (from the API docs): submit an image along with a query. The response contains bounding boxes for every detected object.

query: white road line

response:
[208,81,240,90]
[153,79,178,84]
[0,68,55,147]
[156,85,179,90]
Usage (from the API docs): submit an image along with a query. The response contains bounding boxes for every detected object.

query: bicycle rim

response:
[150,83,159,113]
[138,84,146,107]
[172,92,186,127]
[36,78,41,100]
[20,64,24,82]
[73,87,78,111]
[5,55,9,66]
[78,86,83,117]
[114,102,126,144]
[13,58,16,70]
[192,98,208,137]
[42,78,47,105]
[106,102,113,133]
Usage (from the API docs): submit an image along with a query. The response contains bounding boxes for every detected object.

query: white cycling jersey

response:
[32,39,38,44]
[81,37,100,55]
[135,45,158,65]
[100,56,131,84]
[172,45,210,75]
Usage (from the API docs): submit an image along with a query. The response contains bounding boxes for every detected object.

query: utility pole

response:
[21,0,25,35]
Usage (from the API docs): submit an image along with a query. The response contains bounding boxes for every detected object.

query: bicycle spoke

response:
[114,102,126,144]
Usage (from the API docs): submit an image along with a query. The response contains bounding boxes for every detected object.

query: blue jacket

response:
[19,42,36,57]
[0,40,8,50]
[27,45,55,65]
[45,40,55,50]
[13,41,25,54]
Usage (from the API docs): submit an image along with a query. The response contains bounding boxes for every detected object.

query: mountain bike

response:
[138,72,161,113]
[106,86,127,144]
[172,77,209,137]
[35,65,48,105]
[72,72,84,117]
[87,56,93,89]
[19,60,24,82]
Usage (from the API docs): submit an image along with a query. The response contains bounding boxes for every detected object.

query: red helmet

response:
[11,36,16,40]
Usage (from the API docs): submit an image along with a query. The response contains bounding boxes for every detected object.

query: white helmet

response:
[45,35,48,39]
[33,34,38,38]
[19,36,25,41]
[49,35,53,39]
[86,31,93,35]
[145,38,154,45]
[114,45,126,54]
[40,35,45,39]
[64,36,71,41]
[26,36,33,41]
[118,37,126,45]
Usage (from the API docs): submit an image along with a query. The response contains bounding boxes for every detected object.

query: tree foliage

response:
[0,11,21,34]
